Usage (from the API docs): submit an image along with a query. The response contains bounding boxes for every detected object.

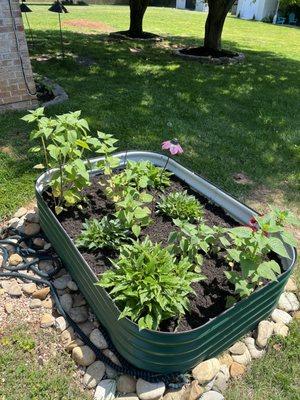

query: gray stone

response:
[256,320,274,348]
[73,293,86,307]
[212,365,230,393]
[24,222,40,236]
[26,210,40,223]
[72,345,96,366]
[90,329,108,350]
[94,379,116,400]
[117,375,137,393]
[273,322,289,337]
[103,349,121,366]
[22,282,37,295]
[76,321,94,337]
[69,306,88,323]
[83,360,106,389]
[200,391,224,400]
[278,292,300,312]
[231,348,251,365]
[33,238,45,248]
[7,282,22,297]
[136,379,166,400]
[55,316,68,332]
[8,217,20,228]
[192,358,220,384]
[53,274,72,290]
[60,327,75,347]
[105,366,118,379]
[29,298,42,309]
[59,293,73,312]
[271,308,293,325]
[14,207,27,218]
[117,395,139,400]
[40,313,55,328]
[285,278,297,292]
[244,337,265,359]
[67,280,78,291]
[39,260,53,273]
[229,341,247,355]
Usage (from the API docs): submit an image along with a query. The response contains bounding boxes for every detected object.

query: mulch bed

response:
[179,47,239,58]
[110,30,162,41]
[35,81,55,103]
[43,172,281,333]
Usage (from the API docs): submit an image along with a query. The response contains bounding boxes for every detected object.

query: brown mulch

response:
[63,19,115,33]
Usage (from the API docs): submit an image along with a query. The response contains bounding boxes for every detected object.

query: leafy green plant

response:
[106,160,172,202]
[97,238,200,330]
[114,187,153,237]
[169,219,228,270]
[224,210,299,298]
[23,108,118,214]
[157,191,204,222]
[95,132,120,176]
[75,216,128,250]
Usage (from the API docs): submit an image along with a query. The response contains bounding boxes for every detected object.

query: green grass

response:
[0,6,299,399]
[0,5,299,219]
[0,325,92,400]
[226,320,300,400]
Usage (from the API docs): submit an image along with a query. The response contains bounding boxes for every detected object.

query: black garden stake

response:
[20,0,34,48]
[48,0,69,58]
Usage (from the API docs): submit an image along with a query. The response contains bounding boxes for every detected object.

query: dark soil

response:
[43,172,281,332]
[179,47,239,58]
[111,30,161,40]
[35,81,55,103]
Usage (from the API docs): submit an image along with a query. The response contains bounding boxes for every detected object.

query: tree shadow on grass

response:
[1,29,299,207]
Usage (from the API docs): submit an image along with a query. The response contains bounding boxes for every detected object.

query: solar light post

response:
[20,0,34,48]
[48,1,69,58]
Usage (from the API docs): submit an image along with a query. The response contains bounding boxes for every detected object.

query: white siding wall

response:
[237,0,279,20]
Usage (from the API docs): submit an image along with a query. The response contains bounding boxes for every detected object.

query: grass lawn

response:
[0,5,299,219]
[0,5,299,400]
[0,324,92,400]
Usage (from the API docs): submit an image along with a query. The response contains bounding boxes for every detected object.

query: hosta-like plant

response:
[76,216,128,250]
[224,210,299,298]
[157,191,204,222]
[97,238,201,330]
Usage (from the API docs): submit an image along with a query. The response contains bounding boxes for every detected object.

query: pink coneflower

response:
[161,139,183,156]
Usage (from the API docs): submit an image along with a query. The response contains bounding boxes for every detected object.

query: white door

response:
[176,0,186,9]
[241,0,257,19]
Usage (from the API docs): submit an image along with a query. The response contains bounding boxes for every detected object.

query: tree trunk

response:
[204,0,235,51]
[129,0,150,37]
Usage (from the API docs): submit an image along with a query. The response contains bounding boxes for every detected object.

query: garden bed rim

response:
[35,150,297,336]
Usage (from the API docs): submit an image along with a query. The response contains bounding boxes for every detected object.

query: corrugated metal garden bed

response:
[36,151,296,374]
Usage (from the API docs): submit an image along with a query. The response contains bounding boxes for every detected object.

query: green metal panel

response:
[35,152,296,374]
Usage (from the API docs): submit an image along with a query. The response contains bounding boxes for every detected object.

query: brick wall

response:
[0,0,38,112]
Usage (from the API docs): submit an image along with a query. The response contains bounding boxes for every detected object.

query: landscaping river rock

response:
[0,206,299,399]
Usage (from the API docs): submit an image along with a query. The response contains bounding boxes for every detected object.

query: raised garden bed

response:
[36,151,296,374]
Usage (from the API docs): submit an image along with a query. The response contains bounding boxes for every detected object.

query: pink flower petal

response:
[161,140,171,150]
[170,145,177,155]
